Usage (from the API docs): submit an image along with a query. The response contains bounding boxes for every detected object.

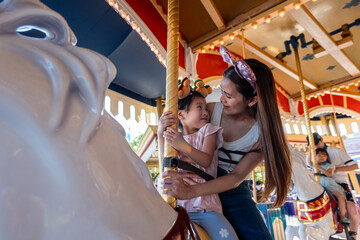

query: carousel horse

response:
[286,145,347,240]
[0,0,205,239]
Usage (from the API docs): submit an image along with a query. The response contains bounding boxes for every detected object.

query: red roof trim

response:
[196,53,228,79]
[277,90,290,113]
[347,97,360,113]
[125,0,185,68]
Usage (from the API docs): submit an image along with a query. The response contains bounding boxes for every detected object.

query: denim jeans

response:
[218,167,272,240]
[189,211,238,240]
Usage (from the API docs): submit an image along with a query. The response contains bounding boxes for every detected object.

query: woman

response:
[160,46,292,239]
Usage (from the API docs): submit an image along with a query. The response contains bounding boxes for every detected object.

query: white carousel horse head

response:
[0,0,177,239]
[287,145,336,240]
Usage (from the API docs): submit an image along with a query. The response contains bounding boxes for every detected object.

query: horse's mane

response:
[0,0,116,144]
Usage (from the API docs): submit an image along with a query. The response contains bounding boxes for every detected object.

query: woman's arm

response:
[163,128,216,168]
[161,142,263,199]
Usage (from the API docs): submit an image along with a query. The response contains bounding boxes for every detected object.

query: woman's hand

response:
[163,127,191,154]
[160,171,194,200]
[158,111,177,135]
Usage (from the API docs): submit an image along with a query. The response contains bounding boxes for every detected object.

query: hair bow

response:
[220,46,257,92]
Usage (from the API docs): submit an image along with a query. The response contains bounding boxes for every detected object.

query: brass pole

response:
[239,28,257,201]
[241,28,256,201]
[162,0,179,208]
[329,91,345,149]
[293,46,320,183]
[241,29,246,59]
[320,116,331,136]
[155,97,163,175]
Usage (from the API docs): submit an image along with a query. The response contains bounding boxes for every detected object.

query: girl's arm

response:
[314,164,334,177]
[157,111,177,159]
[163,127,216,168]
[161,140,263,198]
[307,152,313,167]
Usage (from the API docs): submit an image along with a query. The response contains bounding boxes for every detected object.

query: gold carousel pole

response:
[161,0,179,208]
[329,91,345,149]
[292,38,320,183]
[241,29,246,59]
[241,29,257,203]
[156,97,163,175]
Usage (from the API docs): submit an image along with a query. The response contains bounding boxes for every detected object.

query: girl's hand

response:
[160,171,193,199]
[314,163,320,169]
[158,111,177,134]
[163,127,191,154]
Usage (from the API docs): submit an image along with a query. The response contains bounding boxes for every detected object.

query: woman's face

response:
[220,77,249,115]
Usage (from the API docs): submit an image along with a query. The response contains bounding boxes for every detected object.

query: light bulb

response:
[279,9,285,17]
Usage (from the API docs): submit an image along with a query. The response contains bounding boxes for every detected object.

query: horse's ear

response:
[0,0,77,45]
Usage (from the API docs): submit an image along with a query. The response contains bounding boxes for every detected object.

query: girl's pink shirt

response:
[177,123,224,213]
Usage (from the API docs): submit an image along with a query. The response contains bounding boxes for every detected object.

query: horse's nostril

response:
[16,26,47,39]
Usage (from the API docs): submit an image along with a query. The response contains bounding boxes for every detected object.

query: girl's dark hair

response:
[223,61,292,207]
[178,91,204,132]
[316,148,331,163]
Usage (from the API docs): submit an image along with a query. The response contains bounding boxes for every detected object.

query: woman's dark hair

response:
[178,91,204,132]
[223,61,292,207]
[316,148,331,163]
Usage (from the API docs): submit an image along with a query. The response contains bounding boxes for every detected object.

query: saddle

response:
[296,190,332,225]
[296,189,353,239]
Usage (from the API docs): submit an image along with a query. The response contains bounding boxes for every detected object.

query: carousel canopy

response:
[41,0,166,106]
[40,0,360,117]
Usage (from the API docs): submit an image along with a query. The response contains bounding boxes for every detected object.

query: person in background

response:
[307,132,359,239]
[310,148,348,222]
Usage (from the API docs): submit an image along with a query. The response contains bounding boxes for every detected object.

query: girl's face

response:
[220,77,249,116]
[179,97,209,133]
[316,152,328,164]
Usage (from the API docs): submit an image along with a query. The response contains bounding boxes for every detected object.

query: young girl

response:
[313,148,348,221]
[158,90,238,240]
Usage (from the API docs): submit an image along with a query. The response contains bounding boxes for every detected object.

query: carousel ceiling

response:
[39,0,360,114]
[41,0,166,106]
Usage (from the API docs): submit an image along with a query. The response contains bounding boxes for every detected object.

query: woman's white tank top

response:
[210,102,260,173]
